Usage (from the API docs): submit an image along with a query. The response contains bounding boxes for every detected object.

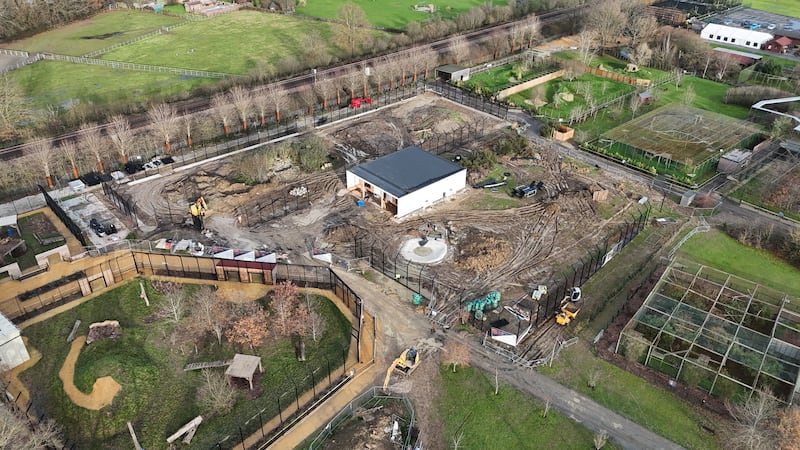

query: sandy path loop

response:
[58,336,121,410]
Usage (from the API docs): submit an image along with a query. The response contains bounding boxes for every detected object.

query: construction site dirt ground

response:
[113,94,653,356]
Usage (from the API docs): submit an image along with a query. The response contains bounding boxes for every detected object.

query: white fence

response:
[41,53,234,79]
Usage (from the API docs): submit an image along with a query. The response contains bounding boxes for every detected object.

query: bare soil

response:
[21,213,59,236]
[120,94,640,360]
[322,399,412,450]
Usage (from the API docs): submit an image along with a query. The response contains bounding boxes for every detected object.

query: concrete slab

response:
[399,237,448,264]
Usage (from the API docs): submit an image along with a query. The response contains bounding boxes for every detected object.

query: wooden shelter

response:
[225,354,263,390]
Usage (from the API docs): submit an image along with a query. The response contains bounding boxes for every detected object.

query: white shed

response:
[701,23,773,50]
[346,146,466,217]
[0,313,29,371]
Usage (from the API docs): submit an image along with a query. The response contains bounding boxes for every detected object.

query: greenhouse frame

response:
[617,260,800,403]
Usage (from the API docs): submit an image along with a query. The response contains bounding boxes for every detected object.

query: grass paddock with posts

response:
[100,11,342,75]
[296,0,509,29]
[0,11,183,56]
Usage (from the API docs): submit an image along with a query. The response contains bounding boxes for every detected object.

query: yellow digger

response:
[383,348,421,390]
[556,287,582,326]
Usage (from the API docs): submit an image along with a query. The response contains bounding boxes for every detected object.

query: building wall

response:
[0,334,30,370]
[396,169,466,217]
[701,24,772,50]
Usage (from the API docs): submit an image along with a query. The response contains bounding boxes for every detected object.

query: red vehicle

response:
[350,97,373,108]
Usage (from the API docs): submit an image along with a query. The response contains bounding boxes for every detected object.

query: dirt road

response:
[58,336,121,410]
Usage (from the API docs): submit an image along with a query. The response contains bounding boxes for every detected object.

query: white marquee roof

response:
[701,23,773,45]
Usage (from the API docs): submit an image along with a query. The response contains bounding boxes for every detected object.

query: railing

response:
[41,53,235,79]
[307,387,419,449]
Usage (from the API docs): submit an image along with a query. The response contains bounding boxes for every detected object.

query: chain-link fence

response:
[39,185,86,247]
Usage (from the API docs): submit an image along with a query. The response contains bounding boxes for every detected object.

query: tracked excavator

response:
[382,348,421,390]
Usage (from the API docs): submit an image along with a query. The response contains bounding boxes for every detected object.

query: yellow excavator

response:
[383,348,421,390]
[556,287,582,326]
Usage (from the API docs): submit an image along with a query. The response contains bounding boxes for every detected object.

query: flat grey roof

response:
[349,146,465,198]
[437,64,468,74]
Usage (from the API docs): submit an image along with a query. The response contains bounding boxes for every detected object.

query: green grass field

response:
[508,72,637,121]
[743,0,800,18]
[101,11,340,75]
[0,11,183,56]
[21,280,351,449]
[573,76,750,140]
[12,60,217,108]
[297,0,509,29]
[440,366,618,449]
[539,342,722,450]
[679,229,800,299]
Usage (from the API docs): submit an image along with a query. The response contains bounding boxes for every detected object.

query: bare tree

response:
[487,32,508,60]
[625,7,658,47]
[577,29,597,65]
[264,83,290,122]
[448,35,471,65]
[193,286,233,345]
[314,74,337,110]
[593,430,608,449]
[79,123,107,172]
[584,0,626,51]
[336,1,369,56]
[587,368,603,391]
[107,115,134,164]
[228,86,253,132]
[196,368,237,417]
[183,115,194,147]
[153,280,185,322]
[452,430,465,450]
[523,15,541,49]
[58,140,80,179]
[0,403,62,450]
[726,388,780,450]
[508,23,526,53]
[629,93,642,119]
[211,93,234,137]
[343,69,363,100]
[147,102,179,154]
[542,395,552,417]
[304,290,326,343]
[629,42,653,67]
[442,339,470,372]
[297,86,316,115]
[300,30,332,68]
[456,7,486,31]
[682,84,696,106]
[408,49,437,84]
[29,138,54,188]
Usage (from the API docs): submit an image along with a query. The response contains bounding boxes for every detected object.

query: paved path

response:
[470,344,685,450]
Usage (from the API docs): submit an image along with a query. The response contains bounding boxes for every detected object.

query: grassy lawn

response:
[101,11,342,75]
[463,63,559,94]
[440,366,617,449]
[12,60,217,108]
[539,343,722,450]
[297,0,509,29]
[573,76,751,140]
[20,280,351,450]
[589,54,670,81]
[678,229,800,299]
[508,72,636,121]
[743,0,800,17]
[0,11,183,56]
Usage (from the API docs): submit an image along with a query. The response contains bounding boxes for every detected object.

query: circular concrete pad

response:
[400,238,447,264]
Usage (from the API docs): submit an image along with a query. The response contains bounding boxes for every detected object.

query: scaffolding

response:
[617,260,800,403]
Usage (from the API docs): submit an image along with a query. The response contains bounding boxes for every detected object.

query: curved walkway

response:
[58,336,121,410]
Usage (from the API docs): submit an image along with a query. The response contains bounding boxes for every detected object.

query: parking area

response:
[710,7,800,35]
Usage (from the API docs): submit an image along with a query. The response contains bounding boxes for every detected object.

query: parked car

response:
[767,23,777,30]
